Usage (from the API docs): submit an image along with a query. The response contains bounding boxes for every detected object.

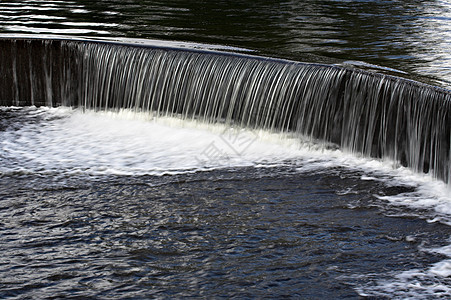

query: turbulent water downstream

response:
[1,0,451,299]
[1,107,450,298]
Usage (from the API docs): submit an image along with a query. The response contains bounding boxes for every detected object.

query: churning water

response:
[1,106,451,298]
[1,0,451,299]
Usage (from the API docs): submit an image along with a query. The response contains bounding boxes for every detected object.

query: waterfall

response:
[0,37,450,184]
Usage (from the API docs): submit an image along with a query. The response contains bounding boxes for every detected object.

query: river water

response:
[1,1,451,299]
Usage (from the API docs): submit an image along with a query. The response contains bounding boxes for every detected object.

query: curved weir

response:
[0,37,450,184]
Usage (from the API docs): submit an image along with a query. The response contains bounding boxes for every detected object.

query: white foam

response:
[1,107,449,197]
[356,253,451,299]
[429,260,451,277]
[356,268,451,299]
[0,107,310,177]
[1,106,451,298]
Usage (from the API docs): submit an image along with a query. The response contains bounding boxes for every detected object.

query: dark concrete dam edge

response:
[0,36,450,184]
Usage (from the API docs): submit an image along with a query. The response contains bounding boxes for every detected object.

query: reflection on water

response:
[1,1,451,298]
[411,0,451,86]
[0,0,119,35]
[0,0,450,87]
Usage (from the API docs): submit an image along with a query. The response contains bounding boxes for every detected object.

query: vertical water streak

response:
[27,40,35,106]
[0,38,449,183]
[11,40,19,106]
[43,40,53,107]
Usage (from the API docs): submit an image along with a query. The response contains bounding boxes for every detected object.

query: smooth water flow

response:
[1,2,451,296]
[1,37,450,184]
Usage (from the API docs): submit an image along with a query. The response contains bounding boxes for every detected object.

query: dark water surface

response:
[0,106,450,298]
[1,1,451,299]
[0,145,450,298]
[0,169,446,298]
